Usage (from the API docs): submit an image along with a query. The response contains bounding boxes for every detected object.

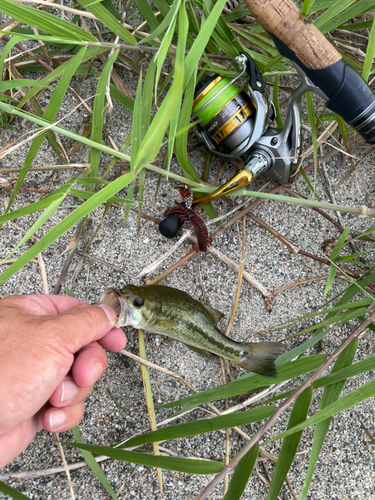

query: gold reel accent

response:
[212,101,255,143]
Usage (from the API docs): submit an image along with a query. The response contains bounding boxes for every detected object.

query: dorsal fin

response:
[204,305,225,324]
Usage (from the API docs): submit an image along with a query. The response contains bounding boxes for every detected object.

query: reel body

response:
[193,53,275,162]
[158,52,324,242]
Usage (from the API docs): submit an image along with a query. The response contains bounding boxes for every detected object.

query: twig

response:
[246,212,300,254]
[0,258,38,265]
[2,36,94,116]
[272,274,350,295]
[53,219,88,294]
[119,350,185,380]
[0,161,129,174]
[206,243,272,300]
[54,435,75,500]
[37,253,49,294]
[74,251,132,275]
[144,249,198,285]
[220,380,290,416]
[137,231,192,278]
[70,207,111,288]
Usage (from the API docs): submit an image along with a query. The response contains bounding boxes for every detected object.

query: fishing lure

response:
[163,184,209,252]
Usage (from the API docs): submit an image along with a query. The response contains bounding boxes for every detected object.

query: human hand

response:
[0,294,126,469]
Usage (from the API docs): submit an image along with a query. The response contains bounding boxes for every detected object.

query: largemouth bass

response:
[99,284,285,377]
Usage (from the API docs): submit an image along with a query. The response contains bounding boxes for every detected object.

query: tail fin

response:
[237,342,285,378]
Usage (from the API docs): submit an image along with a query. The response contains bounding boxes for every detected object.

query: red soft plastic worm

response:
[175,183,194,208]
[164,201,209,252]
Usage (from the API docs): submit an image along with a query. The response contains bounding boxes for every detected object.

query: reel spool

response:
[192,75,256,155]
[193,52,274,160]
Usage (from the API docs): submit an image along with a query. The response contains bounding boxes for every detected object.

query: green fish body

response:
[99,284,284,377]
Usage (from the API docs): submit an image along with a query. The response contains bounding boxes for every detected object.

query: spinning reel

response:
[159,51,325,238]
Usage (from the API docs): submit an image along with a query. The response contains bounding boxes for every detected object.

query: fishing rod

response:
[159,0,375,240]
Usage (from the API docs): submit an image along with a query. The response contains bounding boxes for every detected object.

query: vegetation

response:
[0,0,374,498]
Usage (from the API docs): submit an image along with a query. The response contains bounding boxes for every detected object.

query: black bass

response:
[99,284,285,377]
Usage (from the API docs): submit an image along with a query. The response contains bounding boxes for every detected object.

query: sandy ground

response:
[0,32,374,500]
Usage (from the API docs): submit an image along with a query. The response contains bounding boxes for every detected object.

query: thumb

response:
[43,302,118,354]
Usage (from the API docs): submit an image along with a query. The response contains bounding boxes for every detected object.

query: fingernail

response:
[50,410,66,430]
[96,304,117,326]
[60,379,78,403]
[91,362,103,386]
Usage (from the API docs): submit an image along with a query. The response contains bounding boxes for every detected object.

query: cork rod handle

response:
[243,0,341,69]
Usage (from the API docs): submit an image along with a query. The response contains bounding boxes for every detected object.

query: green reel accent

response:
[193,77,240,125]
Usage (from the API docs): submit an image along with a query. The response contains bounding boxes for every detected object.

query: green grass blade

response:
[72,426,118,500]
[17,46,108,109]
[0,172,135,285]
[141,61,156,137]
[263,353,375,405]
[90,48,119,183]
[123,406,275,448]
[3,192,67,261]
[0,36,24,72]
[132,24,185,173]
[362,16,375,82]
[268,378,375,443]
[324,227,350,295]
[0,80,51,92]
[0,194,64,224]
[134,0,160,32]
[0,101,201,187]
[130,71,143,170]
[313,353,375,389]
[61,442,224,474]
[6,46,87,212]
[137,329,163,492]
[300,339,358,500]
[302,0,314,15]
[110,84,135,113]
[183,0,229,87]
[76,0,136,45]
[139,0,180,44]
[313,0,355,25]
[267,386,313,500]
[154,18,176,96]
[223,444,259,500]
[175,72,201,182]
[305,91,318,193]
[158,355,326,410]
[272,74,283,129]
[315,0,375,34]
[137,169,145,230]
[166,0,188,168]
[295,308,369,335]
[0,481,32,500]
[0,0,96,40]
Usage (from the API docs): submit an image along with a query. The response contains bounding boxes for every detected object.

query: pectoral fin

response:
[153,319,177,328]
[184,343,211,358]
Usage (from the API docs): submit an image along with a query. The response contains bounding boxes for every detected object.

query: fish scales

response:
[99,284,285,377]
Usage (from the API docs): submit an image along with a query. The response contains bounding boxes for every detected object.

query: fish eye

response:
[133,298,144,308]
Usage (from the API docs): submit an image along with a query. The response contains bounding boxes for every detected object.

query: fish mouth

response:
[98,288,127,327]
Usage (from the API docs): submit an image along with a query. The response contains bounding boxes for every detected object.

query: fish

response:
[99,284,285,377]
